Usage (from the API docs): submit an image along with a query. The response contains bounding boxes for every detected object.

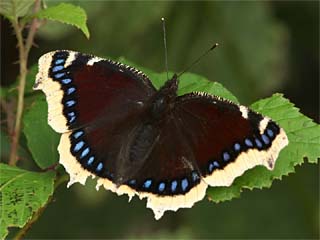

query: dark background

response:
[2,1,319,239]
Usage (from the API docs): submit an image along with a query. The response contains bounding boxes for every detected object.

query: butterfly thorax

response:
[149,74,178,121]
[113,75,179,183]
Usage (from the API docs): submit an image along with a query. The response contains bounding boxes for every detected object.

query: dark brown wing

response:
[123,92,288,219]
[34,50,156,133]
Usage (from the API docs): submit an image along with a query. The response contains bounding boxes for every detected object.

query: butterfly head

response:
[161,73,179,94]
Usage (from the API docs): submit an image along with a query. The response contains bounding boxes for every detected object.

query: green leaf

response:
[23,97,60,169]
[0,129,31,163]
[1,65,38,100]
[0,0,33,20]
[207,93,319,202]
[0,163,55,239]
[34,3,90,38]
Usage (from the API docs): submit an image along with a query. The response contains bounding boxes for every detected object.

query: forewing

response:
[34,50,156,133]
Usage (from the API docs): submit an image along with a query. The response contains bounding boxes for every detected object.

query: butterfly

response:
[34,50,288,219]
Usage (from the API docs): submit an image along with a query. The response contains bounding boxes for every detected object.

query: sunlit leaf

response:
[23,97,60,169]
[34,3,89,38]
[0,163,55,239]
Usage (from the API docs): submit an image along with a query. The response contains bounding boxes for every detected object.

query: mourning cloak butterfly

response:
[34,50,288,219]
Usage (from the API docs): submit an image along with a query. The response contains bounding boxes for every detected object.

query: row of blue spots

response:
[51,60,76,98]
[51,57,78,126]
[138,175,200,193]
[207,127,276,174]
[70,129,104,174]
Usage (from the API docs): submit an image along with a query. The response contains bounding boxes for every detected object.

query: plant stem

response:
[9,20,27,166]
[8,0,41,165]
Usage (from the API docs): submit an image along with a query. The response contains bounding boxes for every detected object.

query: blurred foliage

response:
[0,0,34,20]
[36,1,287,104]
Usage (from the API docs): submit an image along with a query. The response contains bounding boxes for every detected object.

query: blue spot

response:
[73,130,83,139]
[96,162,103,172]
[54,72,65,79]
[245,138,253,147]
[73,141,84,152]
[68,112,75,117]
[261,134,270,145]
[61,78,72,84]
[213,161,220,167]
[208,162,214,173]
[128,179,136,186]
[234,143,241,151]
[87,156,94,165]
[171,180,178,192]
[67,87,76,95]
[255,138,263,149]
[143,179,152,189]
[267,129,274,138]
[192,171,200,182]
[158,182,165,192]
[55,59,64,65]
[223,152,230,161]
[52,65,63,72]
[69,116,76,123]
[66,100,76,107]
[80,147,90,159]
[181,178,189,192]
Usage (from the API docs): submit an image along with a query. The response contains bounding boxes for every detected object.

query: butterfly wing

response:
[35,51,288,220]
[34,50,156,133]
[34,50,157,191]
[119,92,288,219]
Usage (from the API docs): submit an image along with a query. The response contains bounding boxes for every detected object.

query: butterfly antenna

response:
[162,17,169,80]
[177,43,219,78]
